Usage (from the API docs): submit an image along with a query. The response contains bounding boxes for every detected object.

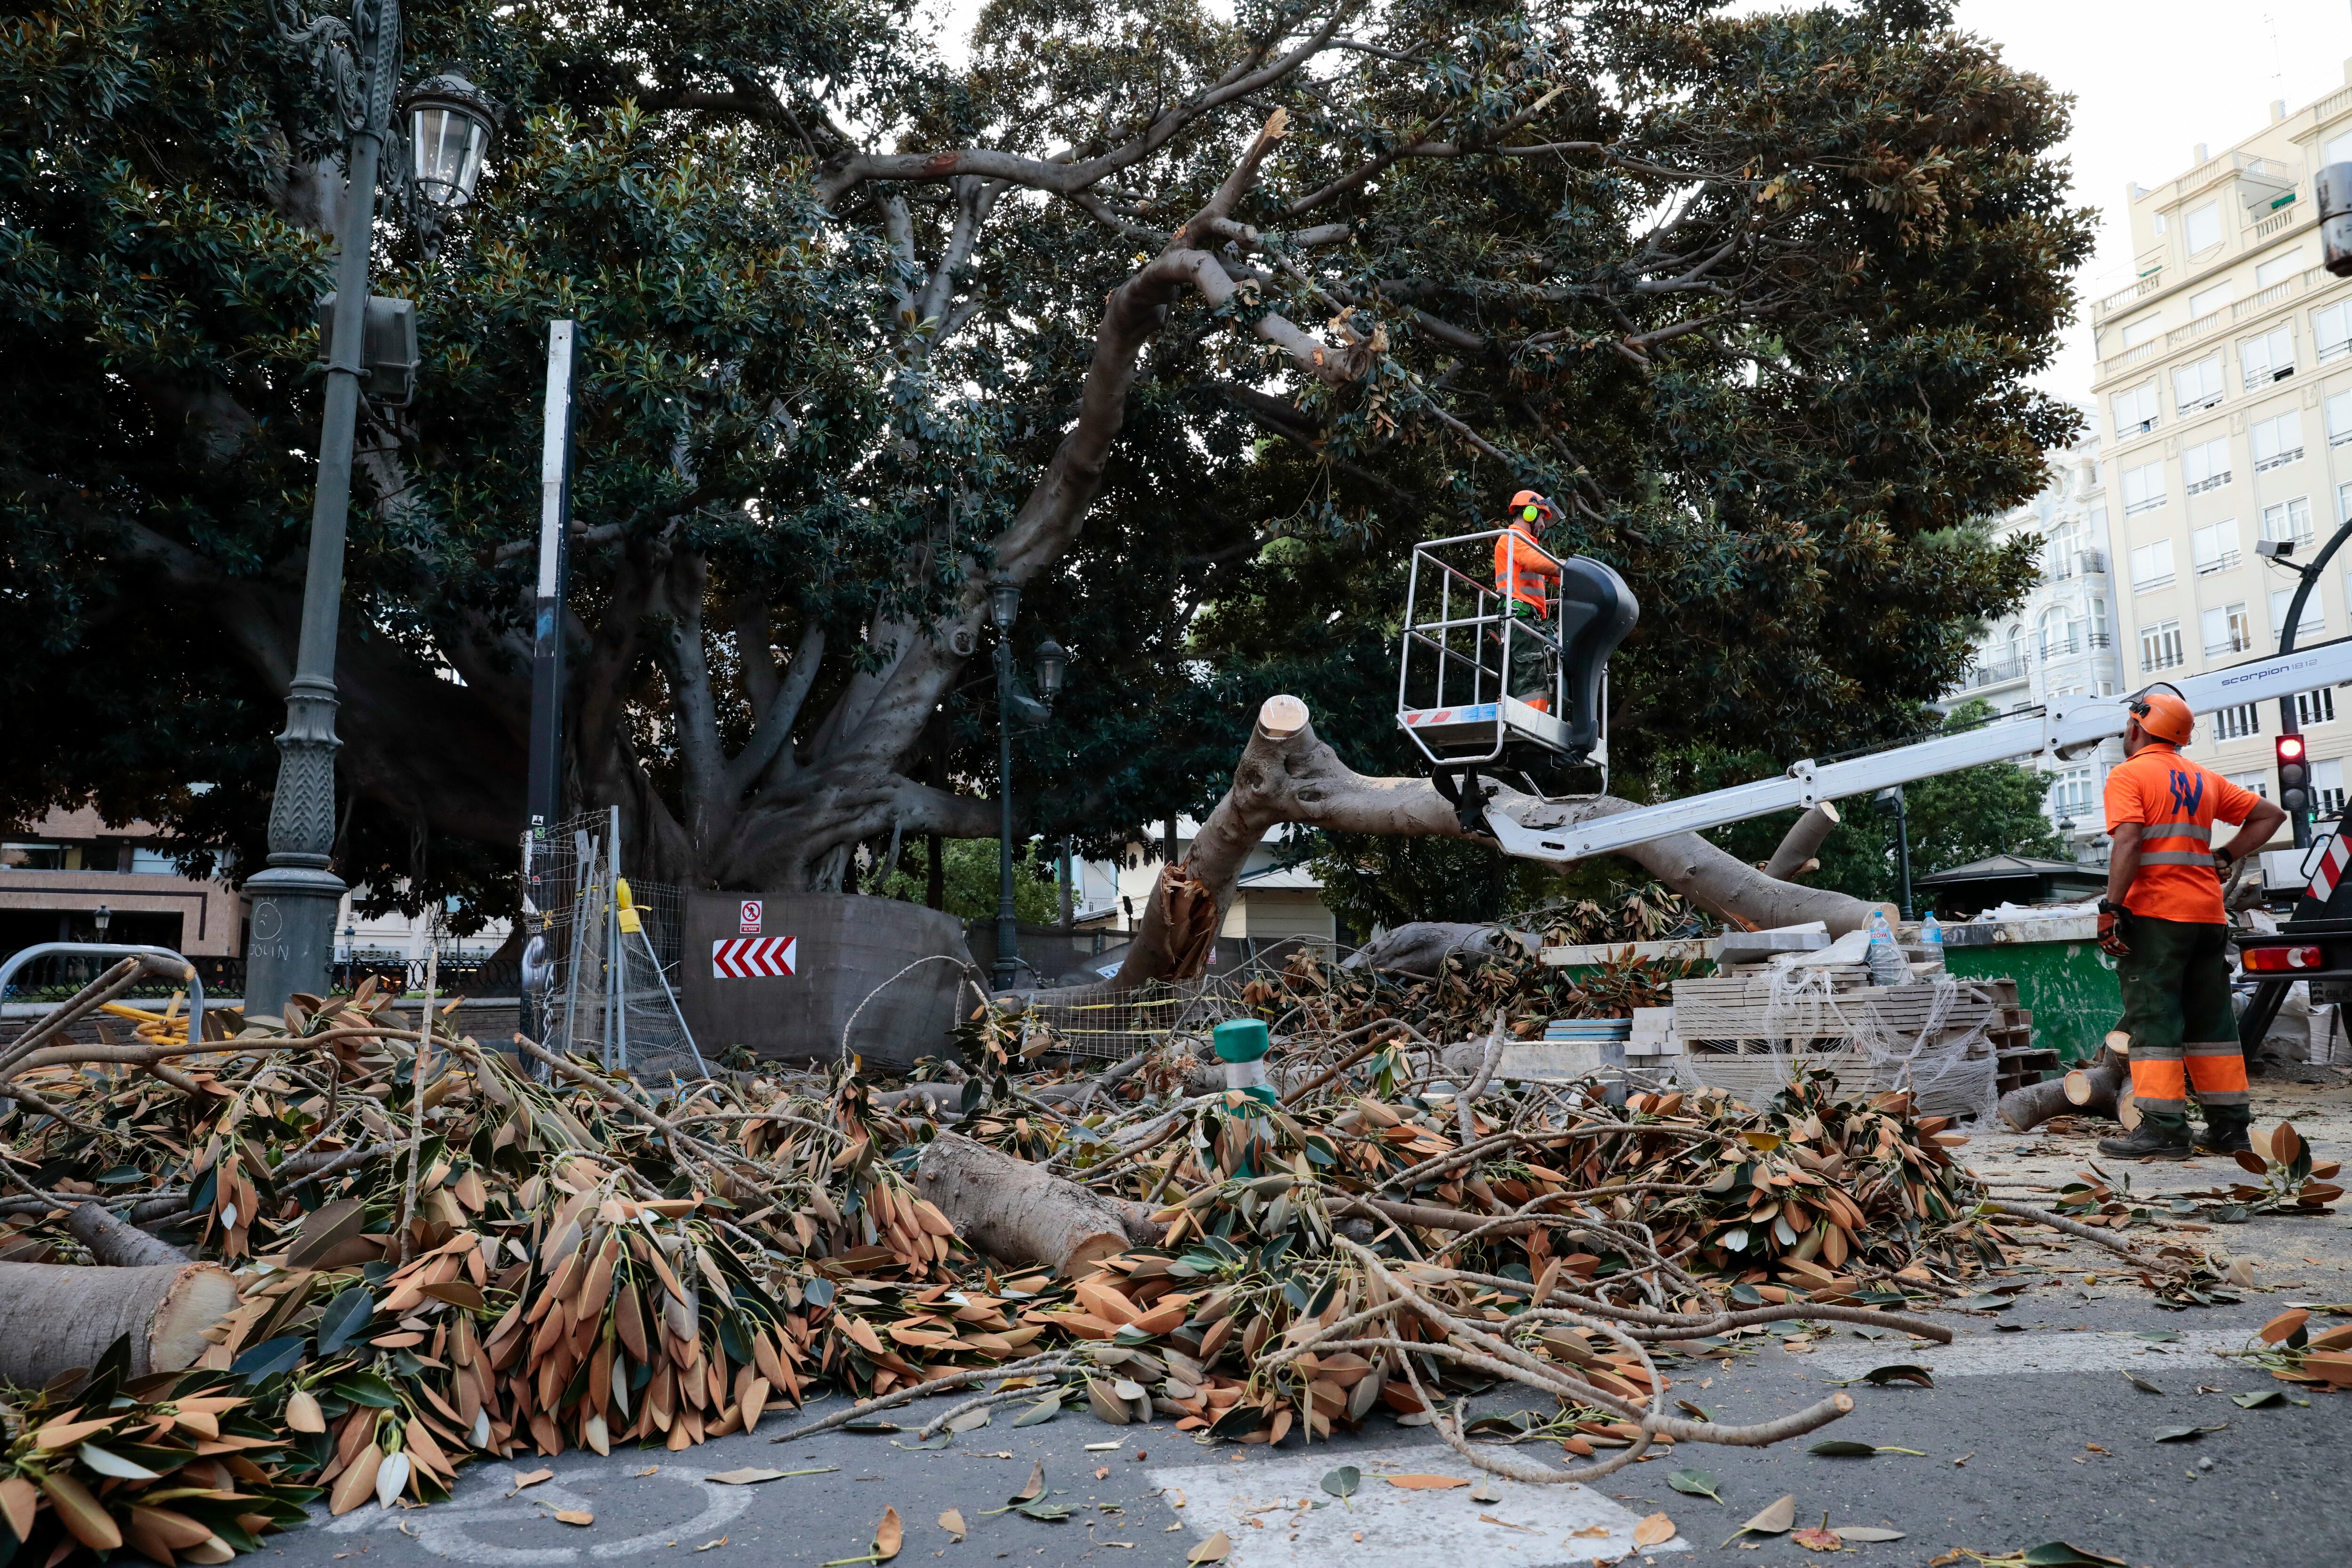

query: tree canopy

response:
[0,0,2091,926]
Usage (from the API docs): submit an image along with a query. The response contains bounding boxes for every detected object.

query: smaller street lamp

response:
[985,584,1070,989]
[93,904,111,941]
[1033,640,1068,704]
[404,72,499,212]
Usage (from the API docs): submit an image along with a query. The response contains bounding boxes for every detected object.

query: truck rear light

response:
[2244,944,2325,972]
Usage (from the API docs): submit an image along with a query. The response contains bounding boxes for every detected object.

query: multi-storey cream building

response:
[1956,435,2126,861]
[2090,65,2352,829]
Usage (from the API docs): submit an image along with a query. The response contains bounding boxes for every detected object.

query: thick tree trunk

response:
[913,1132,1150,1275]
[1110,696,1879,988]
[1346,923,1523,977]
[67,1202,192,1268]
[0,1261,239,1385]
[1764,801,1842,881]
[1998,1039,2128,1132]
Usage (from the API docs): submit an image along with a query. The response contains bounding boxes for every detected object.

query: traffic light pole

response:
[2268,516,2352,849]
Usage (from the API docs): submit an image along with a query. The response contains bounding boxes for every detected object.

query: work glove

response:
[2097,898,2130,958]
[2212,846,2236,884]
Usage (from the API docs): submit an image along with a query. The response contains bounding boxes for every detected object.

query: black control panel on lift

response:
[2236,830,2352,1051]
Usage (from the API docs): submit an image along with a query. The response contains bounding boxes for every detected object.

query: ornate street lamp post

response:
[987,582,1069,990]
[244,0,497,1019]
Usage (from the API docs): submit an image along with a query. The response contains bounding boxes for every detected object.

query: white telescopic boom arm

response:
[1486,638,2352,863]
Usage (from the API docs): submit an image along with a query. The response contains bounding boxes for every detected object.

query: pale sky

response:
[1952,0,2352,404]
[921,1,2352,405]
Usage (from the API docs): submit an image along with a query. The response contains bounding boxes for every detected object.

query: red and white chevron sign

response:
[711,936,797,978]
[2310,834,2352,904]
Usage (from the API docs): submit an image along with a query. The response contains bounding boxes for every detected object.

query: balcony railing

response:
[2100,342,2160,379]
[2196,550,2241,575]
[2205,637,2252,658]
[2253,203,2300,240]
[2091,269,2164,323]
[2168,312,2227,350]
[2233,274,2304,320]
[2132,572,2174,592]
[2141,648,2186,673]
[2244,362,2295,390]
[2177,390,2225,416]
[2079,549,2108,574]
[2255,446,2304,473]
[2124,493,2168,516]
[1968,659,2027,688]
[2185,470,2232,495]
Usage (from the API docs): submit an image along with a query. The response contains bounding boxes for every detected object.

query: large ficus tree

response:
[0,0,2087,931]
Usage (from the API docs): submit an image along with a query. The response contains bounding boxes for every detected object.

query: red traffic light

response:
[2280,734,2308,763]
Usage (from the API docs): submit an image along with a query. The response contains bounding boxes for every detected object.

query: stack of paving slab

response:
[1670,927,1999,1118]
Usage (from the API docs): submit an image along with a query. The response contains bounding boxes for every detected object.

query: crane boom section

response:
[1486,637,2352,863]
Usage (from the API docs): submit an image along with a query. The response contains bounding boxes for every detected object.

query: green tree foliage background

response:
[0,0,2092,924]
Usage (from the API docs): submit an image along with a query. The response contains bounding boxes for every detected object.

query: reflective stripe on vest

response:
[1495,526,1551,614]
[2141,851,2218,866]
[2143,820,2211,842]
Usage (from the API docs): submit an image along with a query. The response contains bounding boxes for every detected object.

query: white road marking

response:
[311,1463,752,1564]
[1149,1450,1688,1568]
[1793,1327,2247,1381]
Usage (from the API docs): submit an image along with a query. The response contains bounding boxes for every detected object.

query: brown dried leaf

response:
[938,1509,967,1542]
[1739,1495,1796,1536]
[1383,1474,1470,1490]
[1634,1512,1677,1546]
[554,1510,594,1527]
[873,1506,902,1562]
[2259,1309,2310,1344]
[1186,1531,1232,1564]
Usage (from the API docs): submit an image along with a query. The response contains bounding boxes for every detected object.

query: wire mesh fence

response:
[1015,932,1349,1060]
[522,808,699,1072]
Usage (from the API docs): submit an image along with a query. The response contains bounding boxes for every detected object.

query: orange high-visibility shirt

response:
[2103,745,2260,923]
[1494,522,1561,614]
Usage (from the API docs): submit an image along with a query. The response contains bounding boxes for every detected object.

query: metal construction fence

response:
[522,808,701,1073]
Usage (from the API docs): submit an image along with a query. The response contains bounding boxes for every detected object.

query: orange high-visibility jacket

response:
[1494,522,1561,614]
[2103,745,2262,923]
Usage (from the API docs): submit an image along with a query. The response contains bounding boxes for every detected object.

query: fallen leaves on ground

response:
[1634,1512,1677,1546]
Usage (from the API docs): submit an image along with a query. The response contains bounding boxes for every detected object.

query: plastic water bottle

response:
[1866,908,1907,986]
[1920,909,1944,963]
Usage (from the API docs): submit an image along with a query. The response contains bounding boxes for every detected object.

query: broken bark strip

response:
[913,1132,1150,1275]
[1980,1200,2187,1272]
[1108,696,1883,988]
[0,1260,239,1385]
[0,954,183,1075]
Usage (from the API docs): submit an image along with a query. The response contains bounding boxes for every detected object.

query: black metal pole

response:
[994,636,1019,991]
[2270,516,2352,849]
[1889,787,1914,920]
[520,320,578,1042]
[243,0,402,1020]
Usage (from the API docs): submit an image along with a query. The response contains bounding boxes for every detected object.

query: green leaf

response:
[1667,1467,1724,1503]
[1320,1466,1360,1501]
[2019,1545,2126,1567]
[1013,1394,1063,1427]
[316,1286,376,1354]
[1014,1501,1077,1523]
[2152,1425,2204,1443]
[76,1442,162,1480]
[841,1419,899,1433]
[1862,1363,1935,1387]
[2130,1330,2183,1343]
[1808,1440,1878,1457]
[330,1370,402,1408]
[2231,1389,2284,1409]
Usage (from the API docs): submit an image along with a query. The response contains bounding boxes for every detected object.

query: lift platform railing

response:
[1396,529,1580,767]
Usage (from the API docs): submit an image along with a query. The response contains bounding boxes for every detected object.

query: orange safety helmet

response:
[1509,489,1557,529]
[2127,686,2194,745]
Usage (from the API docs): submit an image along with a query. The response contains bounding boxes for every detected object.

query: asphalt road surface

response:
[258,1091,2352,1568]
[255,1287,2348,1568]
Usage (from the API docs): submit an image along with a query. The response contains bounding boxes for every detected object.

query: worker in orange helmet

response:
[2096,685,2286,1159]
[1494,490,1564,713]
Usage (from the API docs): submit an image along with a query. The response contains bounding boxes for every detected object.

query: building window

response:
[2139,619,2185,671]
[2320,302,2352,364]
[2316,759,2347,821]
[128,848,179,875]
[2050,766,2096,818]
[2183,436,2233,494]
[2185,200,2224,253]
[2112,382,2159,438]
[2201,601,2251,656]
[2191,278,2236,318]
[2192,518,2241,574]
[2252,410,2304,471]
[2229,770,2272,800]
[2263,495,2314,547]
[2175,354,2226,412]
[2091,596,2110,645]
[2241,323,2296,387]
[2214,702,2261,740]
[2297,687,2338,726]
[2123,460,2169,514]
[2257,247,2305,289]
[2121,313,2163,350]
[2273,589,2328,643]
[2130,538,2175,589]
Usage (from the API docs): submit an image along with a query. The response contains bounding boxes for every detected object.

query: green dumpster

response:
[1937,912,2119,1064]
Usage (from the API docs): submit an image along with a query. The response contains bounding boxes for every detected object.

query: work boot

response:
[2194,1106,2254,1156]
[2098,1117,2193,1161]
